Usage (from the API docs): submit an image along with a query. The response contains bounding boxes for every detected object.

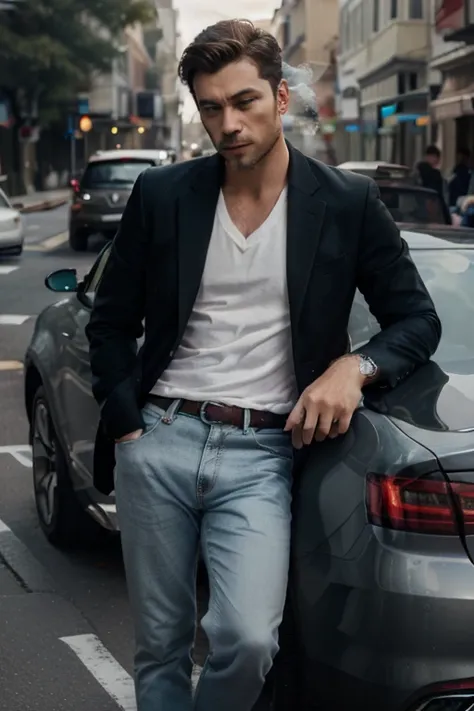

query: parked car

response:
[338,161,462,233]
[0,187,24,256]
[68,149,170,252]
[24,229,474,709]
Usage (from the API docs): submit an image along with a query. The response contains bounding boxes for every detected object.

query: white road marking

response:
[60,634,137,711]
[0,314,30,325]
[0,360,23,371]
[0,515,55,591]
[0,518,10,534]
[61,633,203,709]
[0,444,32,467]
[0,265,19,275]
[41,231,68,250]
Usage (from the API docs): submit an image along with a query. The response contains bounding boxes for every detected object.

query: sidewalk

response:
[11,188,70,214]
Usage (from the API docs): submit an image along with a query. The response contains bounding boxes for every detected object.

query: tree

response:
[0,0,157,122]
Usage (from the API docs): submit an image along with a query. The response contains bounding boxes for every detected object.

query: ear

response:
[277,79,290,115]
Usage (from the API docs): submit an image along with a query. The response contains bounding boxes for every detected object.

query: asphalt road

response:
[0,206,214,711]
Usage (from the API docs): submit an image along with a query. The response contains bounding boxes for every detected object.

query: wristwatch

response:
[357,354,378,379]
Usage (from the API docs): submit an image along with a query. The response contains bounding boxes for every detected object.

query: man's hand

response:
[115,429,143,444]
[284,357,365,448]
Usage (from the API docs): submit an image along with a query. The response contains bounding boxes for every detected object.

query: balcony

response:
[436,0,474,43]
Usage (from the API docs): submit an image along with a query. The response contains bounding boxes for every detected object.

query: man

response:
[414,144,445,200]
[86,19,441,711]
[448,147,471,208]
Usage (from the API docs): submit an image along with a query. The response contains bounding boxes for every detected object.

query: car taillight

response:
[366,472,470,535]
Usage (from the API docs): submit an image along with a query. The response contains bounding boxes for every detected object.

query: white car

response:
[0,187,24,256]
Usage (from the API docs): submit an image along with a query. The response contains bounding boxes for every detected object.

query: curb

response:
[19,196,70,214]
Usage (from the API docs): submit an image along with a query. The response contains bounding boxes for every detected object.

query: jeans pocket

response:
[116,403,165,447]
[250,428,293,462]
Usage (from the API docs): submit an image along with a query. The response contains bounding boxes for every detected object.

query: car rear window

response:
[80,160,154,189]
[379,187,447,225]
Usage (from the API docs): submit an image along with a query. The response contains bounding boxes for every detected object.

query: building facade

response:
[430,0,474,173]
[271,0,339,162]
[337,0,434,166]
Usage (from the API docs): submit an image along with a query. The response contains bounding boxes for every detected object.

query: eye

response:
[202,105,220,115]
[237,98,256,109]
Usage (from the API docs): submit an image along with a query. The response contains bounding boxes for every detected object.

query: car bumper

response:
[294,526,474,711]
[70,211,123,234]
[0,227,23,251]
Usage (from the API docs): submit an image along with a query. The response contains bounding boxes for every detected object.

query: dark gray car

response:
[24,230,474,710]
[69,149,170,252]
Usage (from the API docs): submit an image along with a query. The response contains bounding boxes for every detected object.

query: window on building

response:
[282,17,290,48]
[373,0,379,32]
[409,0,423,19]
[390,0,398,19]
[397,73,406,95]
[409,72,418,91]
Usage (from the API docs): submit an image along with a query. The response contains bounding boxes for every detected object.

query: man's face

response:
[427,153,440,168]
[193,58,289,170]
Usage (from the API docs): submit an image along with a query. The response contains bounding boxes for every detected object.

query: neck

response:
[224,134,289,197]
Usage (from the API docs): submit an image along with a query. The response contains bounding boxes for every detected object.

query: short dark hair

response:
[458,147,471,158]
[178,19,283,98]
[426,144,441,158]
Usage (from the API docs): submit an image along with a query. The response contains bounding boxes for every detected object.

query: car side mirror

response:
[45,269,78,293]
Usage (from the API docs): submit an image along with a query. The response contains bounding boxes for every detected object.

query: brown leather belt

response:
[147,394,287,430]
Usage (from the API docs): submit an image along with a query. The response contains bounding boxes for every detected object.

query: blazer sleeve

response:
[85,171,149,439]
[353,180,442,388]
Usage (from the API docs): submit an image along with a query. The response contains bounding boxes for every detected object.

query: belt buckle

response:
[200,401,225,425]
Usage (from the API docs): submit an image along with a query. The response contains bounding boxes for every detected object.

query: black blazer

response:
[86,143,441,494]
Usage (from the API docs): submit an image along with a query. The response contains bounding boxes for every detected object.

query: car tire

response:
[69,228,89,252]
[31,386,101,548]
[10,245,23,256]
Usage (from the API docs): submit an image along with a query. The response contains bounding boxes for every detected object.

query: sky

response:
[174,0,279,121]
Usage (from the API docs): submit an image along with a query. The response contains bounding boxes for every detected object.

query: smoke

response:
[282,61,328,133]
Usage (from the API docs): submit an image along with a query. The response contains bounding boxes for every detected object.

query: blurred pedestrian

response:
[414,145,445,199]
[86,18,440,711]
[448,147,471,208]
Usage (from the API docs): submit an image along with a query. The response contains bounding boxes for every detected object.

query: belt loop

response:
[243,408,251,435]
[161,398,182,425]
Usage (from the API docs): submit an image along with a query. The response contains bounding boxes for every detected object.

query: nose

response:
[221,107,242,137]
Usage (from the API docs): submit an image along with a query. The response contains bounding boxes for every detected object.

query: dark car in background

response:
[338,161,474,239]
[68,149,170,251]
[23,228,474,710]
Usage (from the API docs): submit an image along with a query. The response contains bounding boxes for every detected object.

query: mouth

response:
[221,144,251,152]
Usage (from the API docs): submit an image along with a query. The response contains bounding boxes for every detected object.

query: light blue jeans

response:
[114,399,293,711]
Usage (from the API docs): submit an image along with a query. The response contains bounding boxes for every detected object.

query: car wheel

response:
[69,228,88,252]
[10,245,22,256]
[31,386,101,547]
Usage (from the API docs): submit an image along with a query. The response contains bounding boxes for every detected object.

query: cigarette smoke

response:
[282,61,327,134]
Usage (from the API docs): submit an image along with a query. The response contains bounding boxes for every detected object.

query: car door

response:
[60,244,112,486]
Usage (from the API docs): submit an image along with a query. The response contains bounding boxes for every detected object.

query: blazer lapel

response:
[177,155,222,334]
[286,144,326,330]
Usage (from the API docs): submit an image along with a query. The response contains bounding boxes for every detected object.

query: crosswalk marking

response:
[0,360,23,371]
[0,314,30,325]
[25,231,68,252]
[61,633,203,709]
[0,266,19,275]
[0,444,32,467]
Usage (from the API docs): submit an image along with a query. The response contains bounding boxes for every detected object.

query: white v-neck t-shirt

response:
[152,187,298,414]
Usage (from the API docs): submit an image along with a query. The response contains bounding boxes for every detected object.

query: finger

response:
[292,423,304,450]
[328,421,340,439]
[285,399,305,431]
[336,412,353,435]
[300,403,320,445]
[314,412,334,442]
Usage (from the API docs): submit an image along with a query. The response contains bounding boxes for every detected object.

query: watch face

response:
[360,357,377,377]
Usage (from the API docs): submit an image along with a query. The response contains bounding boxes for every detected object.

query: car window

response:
[84,243,112,299]
[379,188,447,225]
[349,248,474,372]
[80,160,153,189]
